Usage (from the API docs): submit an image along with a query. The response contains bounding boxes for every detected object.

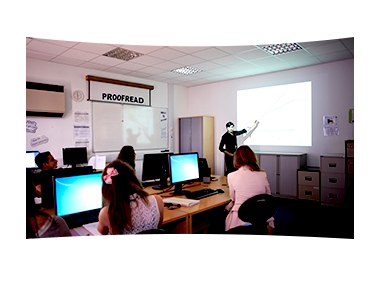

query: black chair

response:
[130,229,170,241]
[226,194,277,235]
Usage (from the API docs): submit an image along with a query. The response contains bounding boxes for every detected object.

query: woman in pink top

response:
[225,146,274,233]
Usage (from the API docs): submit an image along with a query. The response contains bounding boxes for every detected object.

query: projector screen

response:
[237,81,312,146]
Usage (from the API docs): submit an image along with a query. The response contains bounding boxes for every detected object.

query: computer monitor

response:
[142,152,172,190]
[53,172,103,228]
[169,152,200,195]
[62,147,88,167]
[26,151,39,169]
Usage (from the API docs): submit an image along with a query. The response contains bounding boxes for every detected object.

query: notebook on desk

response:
[163,197,200,207]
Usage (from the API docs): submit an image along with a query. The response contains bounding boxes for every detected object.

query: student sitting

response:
[26,169,72,238]
[225,145,275,233]
[117,145,136,170]
[33,151,57,194]
[97,159,164,235]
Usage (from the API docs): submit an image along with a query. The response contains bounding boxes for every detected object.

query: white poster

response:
[323,115,339,136]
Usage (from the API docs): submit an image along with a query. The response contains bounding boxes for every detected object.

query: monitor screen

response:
[169,153,199,195]
[62,147,88,167]
[142,152,172,189]
[53,172,103,228]
[26,151,39,169]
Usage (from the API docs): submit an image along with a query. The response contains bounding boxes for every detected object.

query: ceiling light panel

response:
[103,47,144,61]
[261,43,303,56]
[171,66,202,75]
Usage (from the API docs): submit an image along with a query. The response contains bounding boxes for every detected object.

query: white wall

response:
[26,58,354,177]
[187,59,354,175]
[26,57,173,180]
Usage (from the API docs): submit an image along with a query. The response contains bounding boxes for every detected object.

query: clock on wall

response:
[72,90,84,102]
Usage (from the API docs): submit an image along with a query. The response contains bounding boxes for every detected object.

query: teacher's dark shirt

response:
[219,129,247,154]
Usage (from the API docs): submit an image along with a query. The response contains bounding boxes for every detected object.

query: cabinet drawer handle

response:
[305,191,312,195]
[329,178,337,183]
[305,176,312,181]
[328,193,337,199]
[329,163,337,168]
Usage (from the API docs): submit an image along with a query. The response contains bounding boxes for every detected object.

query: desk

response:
[45,175,230,235]
[147,175,231,234]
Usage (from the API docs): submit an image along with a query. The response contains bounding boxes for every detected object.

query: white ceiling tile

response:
[26,49,56,60]
[306,41,347,56]
[296,36,339,49]
[192,61,220,71]
[121,44,164,54]
[192,47,229,60]
[60,48,99,60]
[88,36,124,47]
[80,62,112,71]
[149,47,186,60]
[215,45,256,55]
[286,56,321,68]
[139,66,166,75]
[27,40,68,56]
[153,60,183,71]
[235,49,271,61]
[246,36,289,48]
[211,55,245,66]
[171,55,204,66]
[73,42,118,55]
[170,46,209,54]
[35,36,84,47]
[131,55,165,66]
[111,61,146,71]
[51,56,86,66]
[89,55,124,66]
[317,50,354,63]
[25,37,354,88]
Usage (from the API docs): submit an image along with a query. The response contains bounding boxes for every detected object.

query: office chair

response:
[130,229,170,241]
[226,194,277,235]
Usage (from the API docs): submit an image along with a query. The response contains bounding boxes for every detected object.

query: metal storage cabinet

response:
[345,140,354,208]
[320,154,345,207]
[256,152,307,199]
[179,116,214,174]
[298,167,320,201]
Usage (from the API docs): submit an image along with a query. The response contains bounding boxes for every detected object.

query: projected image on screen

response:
[237,81,311,146]
[54,173,103,217]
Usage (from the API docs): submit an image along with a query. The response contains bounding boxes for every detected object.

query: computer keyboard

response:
[186,188,218,200]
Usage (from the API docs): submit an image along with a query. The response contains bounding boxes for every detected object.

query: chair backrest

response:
[238,193,277,224]
[130,229,170,241]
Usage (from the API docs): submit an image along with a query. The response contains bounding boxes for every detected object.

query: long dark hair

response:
[102,159,148,234]
[233,145,263,172]
[117,146,135,169]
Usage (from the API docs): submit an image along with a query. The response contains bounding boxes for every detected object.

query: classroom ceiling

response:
[26,37,354,88]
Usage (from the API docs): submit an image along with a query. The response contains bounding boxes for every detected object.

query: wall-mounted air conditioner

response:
[26,81,65,117]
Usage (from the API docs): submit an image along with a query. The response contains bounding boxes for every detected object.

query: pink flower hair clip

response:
[103,167,119,184]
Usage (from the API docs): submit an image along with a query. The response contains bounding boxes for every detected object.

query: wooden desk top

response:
[146,175,231,216]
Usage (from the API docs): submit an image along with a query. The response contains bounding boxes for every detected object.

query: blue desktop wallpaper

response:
[55,173,103,216]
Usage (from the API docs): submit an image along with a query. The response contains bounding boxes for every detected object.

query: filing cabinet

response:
[320,154,345,207]
[297,167,320,201]
[345,140,354,208]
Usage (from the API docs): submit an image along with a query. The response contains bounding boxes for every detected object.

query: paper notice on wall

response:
[74,111,90,124]
[160,110,167,140]
[323,115,339,136]
[73,125,91,138]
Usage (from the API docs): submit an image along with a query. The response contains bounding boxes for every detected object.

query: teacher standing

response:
[219,121,258,175]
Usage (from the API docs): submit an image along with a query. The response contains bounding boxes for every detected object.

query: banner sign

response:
[88,80,151,106]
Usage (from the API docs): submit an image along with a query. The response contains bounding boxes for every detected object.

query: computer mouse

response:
[216,188,225,193]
